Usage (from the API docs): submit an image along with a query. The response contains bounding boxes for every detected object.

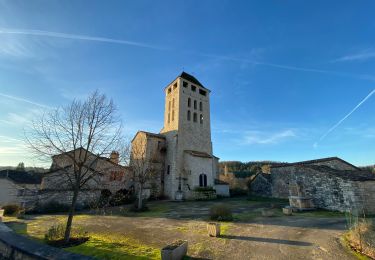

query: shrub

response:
[109,189,136,206]
[2,204,21,216]
[346,219,375,259]
[209,204,233,221]
[45,223,66,242]
[44,223,88,244]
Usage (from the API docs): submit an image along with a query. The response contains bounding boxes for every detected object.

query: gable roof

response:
[165,71,210,92]
[179,72,205,88]
[0,170,42,184]
[303,165,375,182]
[271,157,360,170]
[131,131,165,143]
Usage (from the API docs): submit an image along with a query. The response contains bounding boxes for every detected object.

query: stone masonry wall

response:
[258,166,375,213]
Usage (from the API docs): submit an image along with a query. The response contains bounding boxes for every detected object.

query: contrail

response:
[0,92,52,108]
[314,89,375,148]
[1,28,375,80]
[0,28,167,50]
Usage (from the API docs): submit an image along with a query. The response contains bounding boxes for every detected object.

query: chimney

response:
[110,151,119,164]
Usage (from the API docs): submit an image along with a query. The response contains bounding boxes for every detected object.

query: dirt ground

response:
[5,198,361,259]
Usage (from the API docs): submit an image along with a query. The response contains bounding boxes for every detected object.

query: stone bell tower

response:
[160,72,217,200]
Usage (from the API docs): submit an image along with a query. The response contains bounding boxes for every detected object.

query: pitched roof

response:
[0,170,42,184]
[271,157,360,170]
[131,131,165,143]
[179,72,205,88]
[165,71,210,92]
[304,165,375,182]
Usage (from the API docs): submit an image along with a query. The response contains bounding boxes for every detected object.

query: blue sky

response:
[1,1,375,167]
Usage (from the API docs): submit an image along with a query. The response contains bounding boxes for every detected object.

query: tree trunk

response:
[138,184,143,210]
[64,186,79,243]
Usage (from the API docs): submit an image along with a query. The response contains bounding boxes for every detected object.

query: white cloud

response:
[314,89,375,148]
[334,50,375,62]
[0,92,52,108]
[0,28,167,51]
[242,129,296,145]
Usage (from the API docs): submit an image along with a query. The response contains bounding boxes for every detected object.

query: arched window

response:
[172,98,175,108]
[188,98,191,107]
[194,100,197,109]
[199,102,202,111]
[172,110,175,121]
[200,114,203,124]
[199,174,207,187]
[168,113,170,123]
[193,112,197,122]
[187,110,191,121]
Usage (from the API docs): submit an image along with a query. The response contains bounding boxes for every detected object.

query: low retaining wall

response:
[0,222,92,260]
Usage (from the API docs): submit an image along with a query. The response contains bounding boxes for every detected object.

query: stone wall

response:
[251,165,375,213]
[250,174,272,197]
[38,190,101,208]
[0,222,92,260]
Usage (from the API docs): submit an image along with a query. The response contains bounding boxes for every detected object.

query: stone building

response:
[0,170,42,209]
[131,72,224,200]
[251,157,375,213]
[40,148,132,207]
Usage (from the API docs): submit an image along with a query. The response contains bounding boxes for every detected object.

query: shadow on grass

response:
[4,221,27,235]
[220,235,313,246]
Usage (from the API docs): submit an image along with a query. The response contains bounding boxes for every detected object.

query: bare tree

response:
[26,91,123,243]
[130,135,158,210]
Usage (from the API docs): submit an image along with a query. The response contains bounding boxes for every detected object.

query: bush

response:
[109,189,136,206]
[346,219,375,259]
[45,223,66,242]
[209,204,233,221]
[45,223,88,244]
[2,204,22,216]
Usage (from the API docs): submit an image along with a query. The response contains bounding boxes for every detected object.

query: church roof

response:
[303,165,375,182]
[271,157,360,170]
[131,131,165,143]
[179,72,205,88]
[165,71,210,91]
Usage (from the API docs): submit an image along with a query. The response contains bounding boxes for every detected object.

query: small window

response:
[173,82,177,89]
[188,98,191,107]
[200,114,203,124]
[199,102,202,111]
[183,81,188,88]
[167,165,171,175]
[187,110,191,121]
[199,174,207,187]
[172,110,175,121]
[191,85,196,92]
[194,100,197,109]
[168,100,171,111]
[172,98,175,108]
[199,89,207,96]
[193,112,197,122]
[168,88,171,94]
[168,113,170,123]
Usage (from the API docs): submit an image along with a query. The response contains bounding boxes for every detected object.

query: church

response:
[131,72,225,200]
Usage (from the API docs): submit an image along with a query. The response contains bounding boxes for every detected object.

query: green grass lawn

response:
[66,233,160,260]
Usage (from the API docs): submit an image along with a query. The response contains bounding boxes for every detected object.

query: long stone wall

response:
[0,222,92,260]
[251,165,375,213]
